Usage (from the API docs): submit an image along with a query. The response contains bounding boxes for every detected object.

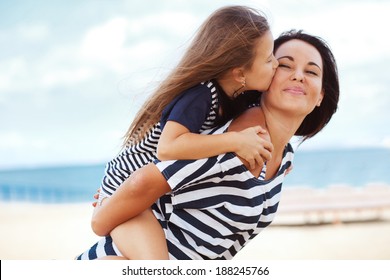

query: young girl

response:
[88,5,278,259]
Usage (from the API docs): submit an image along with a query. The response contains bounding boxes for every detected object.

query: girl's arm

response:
[157,121,273,170]
[91,163,170,236]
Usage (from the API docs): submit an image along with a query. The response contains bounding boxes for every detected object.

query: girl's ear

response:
[232,67,245,83]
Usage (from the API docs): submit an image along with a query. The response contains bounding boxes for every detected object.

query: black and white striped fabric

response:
[152,121,294,259]
[99,81,220,199]
[76,119,294,260]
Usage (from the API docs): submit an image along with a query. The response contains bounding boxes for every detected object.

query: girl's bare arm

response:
[157,120,273,169]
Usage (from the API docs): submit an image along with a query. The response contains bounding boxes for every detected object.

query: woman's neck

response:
[258,104,303,180]
[261,102,304,157]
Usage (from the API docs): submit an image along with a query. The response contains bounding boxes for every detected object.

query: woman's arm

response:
[157,121,273,169]
[91,163,170,236]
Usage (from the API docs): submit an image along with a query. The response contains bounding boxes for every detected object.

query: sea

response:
[1,147,389,203]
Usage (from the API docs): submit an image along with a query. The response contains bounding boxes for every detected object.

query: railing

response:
[275,184,390,225]
[0,184,93,203]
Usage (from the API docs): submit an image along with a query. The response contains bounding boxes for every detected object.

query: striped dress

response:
[152,122,294,259]
[99,81,220,201]
[77,120,294,260]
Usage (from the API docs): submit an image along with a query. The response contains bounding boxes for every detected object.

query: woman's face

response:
[243,30,279,92]
[264,39,324,116]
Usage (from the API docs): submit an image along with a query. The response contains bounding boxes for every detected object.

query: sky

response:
[1,0,389,169]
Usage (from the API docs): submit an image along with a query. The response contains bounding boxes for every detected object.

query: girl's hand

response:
[235,126,273,170]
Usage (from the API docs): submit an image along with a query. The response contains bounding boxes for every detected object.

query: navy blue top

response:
[160,83,216,132]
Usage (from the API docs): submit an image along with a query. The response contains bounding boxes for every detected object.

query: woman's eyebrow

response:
[277,55,293,61]
[278,55,322,70]
[308,61,322,71]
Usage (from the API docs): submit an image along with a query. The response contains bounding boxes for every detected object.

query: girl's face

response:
[243,31,278,92]
[264,39,324,116]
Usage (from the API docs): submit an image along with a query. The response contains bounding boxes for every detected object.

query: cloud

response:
[81,18,128,64]
[271,1,390,65]
[0,12,198,96]
[80,12,199,74]
[0,57,28,93]
[17,23,50,42]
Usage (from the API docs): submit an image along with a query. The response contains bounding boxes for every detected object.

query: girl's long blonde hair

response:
[123,5,270,146]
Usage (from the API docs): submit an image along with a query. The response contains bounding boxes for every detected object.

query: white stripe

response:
[165,230,204,259]
[206,208,263,230]
[80,251,88,260]
[172,213,227,247]
[188,209,234,236]
[172,186,264,207]
[165,158,210,189]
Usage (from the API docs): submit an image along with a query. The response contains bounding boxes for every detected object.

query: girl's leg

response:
[76,236,124,260]
[110,208,169,260]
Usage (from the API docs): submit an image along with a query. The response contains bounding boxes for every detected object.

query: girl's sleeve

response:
[160,84,213,132]
[153,157,209,192]
[153,151,228,194]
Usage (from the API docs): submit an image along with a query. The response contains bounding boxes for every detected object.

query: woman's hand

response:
[234,126,273,170]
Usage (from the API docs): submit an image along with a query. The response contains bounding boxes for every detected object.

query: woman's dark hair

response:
[274,30,340,141]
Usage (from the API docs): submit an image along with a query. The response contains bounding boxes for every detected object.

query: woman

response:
[77,30,339,260]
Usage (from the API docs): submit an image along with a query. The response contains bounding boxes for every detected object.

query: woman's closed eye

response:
[305,69,320,76]
[278,63,319,76]
[278,63,291,69]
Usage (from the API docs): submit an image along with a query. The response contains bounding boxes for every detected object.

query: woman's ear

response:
[317,90,325,107]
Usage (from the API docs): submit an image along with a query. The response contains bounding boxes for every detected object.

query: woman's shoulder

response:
[228,106,265,132]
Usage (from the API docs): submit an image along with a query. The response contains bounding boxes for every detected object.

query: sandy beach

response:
[1,185,390,260]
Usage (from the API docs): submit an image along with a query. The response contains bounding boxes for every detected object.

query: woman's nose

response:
[291,69,304,82]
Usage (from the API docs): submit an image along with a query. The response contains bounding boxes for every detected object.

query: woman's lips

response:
[284,86,305,95]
